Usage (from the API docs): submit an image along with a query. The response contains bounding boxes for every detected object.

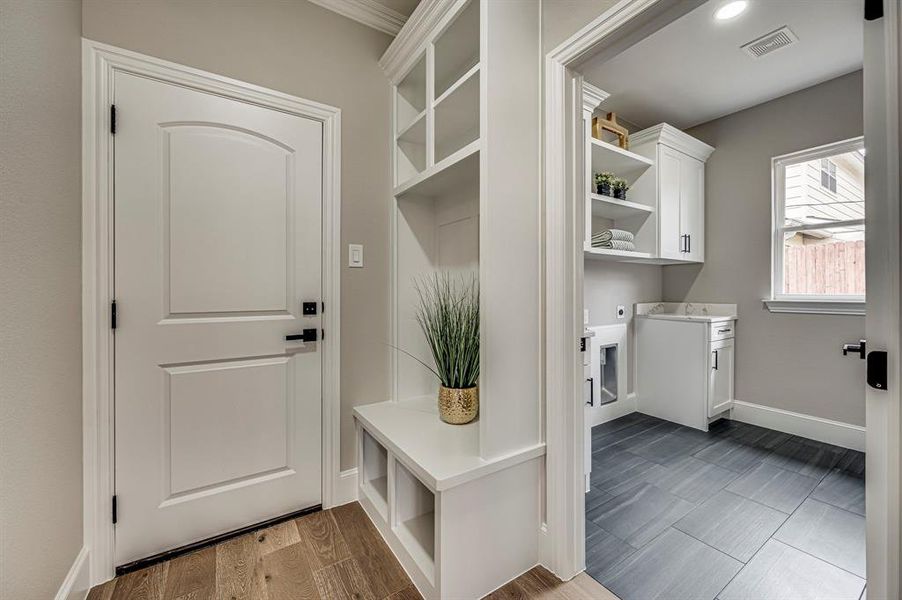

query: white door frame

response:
[543,0,901,592]
[81,39,343,585]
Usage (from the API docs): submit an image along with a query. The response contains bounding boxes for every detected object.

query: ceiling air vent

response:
[741,26,798,58]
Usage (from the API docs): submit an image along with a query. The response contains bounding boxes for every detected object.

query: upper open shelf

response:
[591,193,655,220]
[394,140,479,199]
[591,138,654,183]
[434,0,479,98]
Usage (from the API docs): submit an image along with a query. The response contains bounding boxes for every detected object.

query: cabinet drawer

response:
[710,322,735,341]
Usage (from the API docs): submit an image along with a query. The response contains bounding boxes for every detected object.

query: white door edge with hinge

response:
[81,39,344,586]
[543,0,902,594]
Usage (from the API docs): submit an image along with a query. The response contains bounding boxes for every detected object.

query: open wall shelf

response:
[590,138,654,184]
[591,193,655,220]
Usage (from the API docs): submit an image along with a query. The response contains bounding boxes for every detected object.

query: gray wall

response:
[0,1,84,598]
[584,262,662,393]
[83,0,394,469]
[665,70,866,426]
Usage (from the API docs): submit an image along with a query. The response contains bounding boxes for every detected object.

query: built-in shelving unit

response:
[582,84,714,264]
[359,1,545,597]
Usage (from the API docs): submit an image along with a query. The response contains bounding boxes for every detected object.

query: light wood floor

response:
[88,502,616,600]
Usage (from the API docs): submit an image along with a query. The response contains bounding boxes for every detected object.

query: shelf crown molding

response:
[309,0,408,36]
[630,123,715,161]
[379,0,461,82]
[582,83,609,114]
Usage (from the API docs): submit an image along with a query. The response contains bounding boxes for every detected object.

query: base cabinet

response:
[637,316,736,431]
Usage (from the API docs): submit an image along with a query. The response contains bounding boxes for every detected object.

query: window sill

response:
[763,298,865,316]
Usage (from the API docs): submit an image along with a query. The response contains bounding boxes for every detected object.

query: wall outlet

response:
[616,305,626,319]
[349,244,363,268]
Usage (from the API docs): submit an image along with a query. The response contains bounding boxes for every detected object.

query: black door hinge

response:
[112,495,118,524]
[111,300,117,330]
[110,105,117,135]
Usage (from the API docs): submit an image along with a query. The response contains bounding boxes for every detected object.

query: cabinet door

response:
[708,338,734,417]
[680,155,705,262]
[658,146,683,259]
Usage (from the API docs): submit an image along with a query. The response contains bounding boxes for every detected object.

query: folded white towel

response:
[592,229,634,243]
[593,240,636,251]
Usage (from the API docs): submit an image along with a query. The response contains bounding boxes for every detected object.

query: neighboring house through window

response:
[820,158,837,192]
[768,137,865,314]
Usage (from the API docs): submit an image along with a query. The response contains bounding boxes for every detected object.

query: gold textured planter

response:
[438,386,479,424]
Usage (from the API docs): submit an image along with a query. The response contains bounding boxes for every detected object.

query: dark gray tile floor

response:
[586,413,866,600]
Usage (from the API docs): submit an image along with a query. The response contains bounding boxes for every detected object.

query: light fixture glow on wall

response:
[715,0,748,20]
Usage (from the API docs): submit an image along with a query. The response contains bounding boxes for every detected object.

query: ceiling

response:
[581,0,863,130]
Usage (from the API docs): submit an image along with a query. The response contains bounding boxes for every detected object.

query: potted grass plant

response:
[408,272,480,424]
[612,177,629,200]
[594,172,614,196]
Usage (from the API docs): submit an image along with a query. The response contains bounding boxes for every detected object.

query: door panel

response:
[166,125,291,314]
[658,146,682,259]
[680,155,705,262]
[708,339,733,417]
[114,71,323,565]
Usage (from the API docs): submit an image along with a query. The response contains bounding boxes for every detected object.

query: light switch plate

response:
[349,244,364,268]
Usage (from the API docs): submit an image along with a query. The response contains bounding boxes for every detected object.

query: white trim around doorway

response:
[81,39,344,586]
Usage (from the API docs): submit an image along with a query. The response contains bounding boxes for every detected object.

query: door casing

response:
[81,39,343,586]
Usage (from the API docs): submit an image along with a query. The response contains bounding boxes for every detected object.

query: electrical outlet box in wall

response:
[616,305,626,319]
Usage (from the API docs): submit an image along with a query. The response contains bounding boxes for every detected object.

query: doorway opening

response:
[551,1,880,598]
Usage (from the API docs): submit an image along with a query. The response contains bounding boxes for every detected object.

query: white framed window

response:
[767,137,865,315]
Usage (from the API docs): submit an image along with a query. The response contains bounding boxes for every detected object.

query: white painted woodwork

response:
[356,418,542,600]
[636,307,736,431]
[863,2,902,595]
[365,0,544,594]
[708,338,734,418]
[585,121,713,263]
[113,71,323,565]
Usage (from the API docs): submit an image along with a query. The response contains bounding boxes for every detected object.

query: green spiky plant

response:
[401,272,480,389]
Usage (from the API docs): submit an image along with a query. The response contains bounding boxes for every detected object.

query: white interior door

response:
[863,2,901,597]
[113,71,324,565]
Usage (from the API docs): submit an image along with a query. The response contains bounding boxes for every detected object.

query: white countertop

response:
[634,302,737,323]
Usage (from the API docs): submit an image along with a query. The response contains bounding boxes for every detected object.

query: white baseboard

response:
[56,546,90,600]
[331,468,359,507]
[731,400,865,452]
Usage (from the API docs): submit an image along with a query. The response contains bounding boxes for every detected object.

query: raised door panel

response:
[708,338,734,417]
[680,155,705,263]
[657,146,683,260]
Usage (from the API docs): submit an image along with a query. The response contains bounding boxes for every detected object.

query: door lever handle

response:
[286,329,318,342]
[842,339,866,359]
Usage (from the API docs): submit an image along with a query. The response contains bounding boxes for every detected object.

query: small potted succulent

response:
[594,172,615,196]
[612,177,629,200]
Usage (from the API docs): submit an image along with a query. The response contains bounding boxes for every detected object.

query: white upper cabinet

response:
[630,124,714,264]
[584,112,714,264]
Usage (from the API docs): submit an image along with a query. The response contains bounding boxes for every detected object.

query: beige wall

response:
[0,0,84,598]
[83,0,394,469]
[665,70,866,426]
[542,0,617,53]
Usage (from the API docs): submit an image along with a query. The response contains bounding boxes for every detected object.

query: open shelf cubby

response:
[433,0,479,99]
[397,54,426,134]
[394,461,436,581]
[360,429,389,520]
[434,64,479,163]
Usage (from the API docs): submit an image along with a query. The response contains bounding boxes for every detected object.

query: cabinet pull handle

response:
[717,328,732,334]
[687,234,691,253]
[713,349,719,370]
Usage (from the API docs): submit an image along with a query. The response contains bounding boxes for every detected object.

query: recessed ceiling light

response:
[715,0,748,21]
